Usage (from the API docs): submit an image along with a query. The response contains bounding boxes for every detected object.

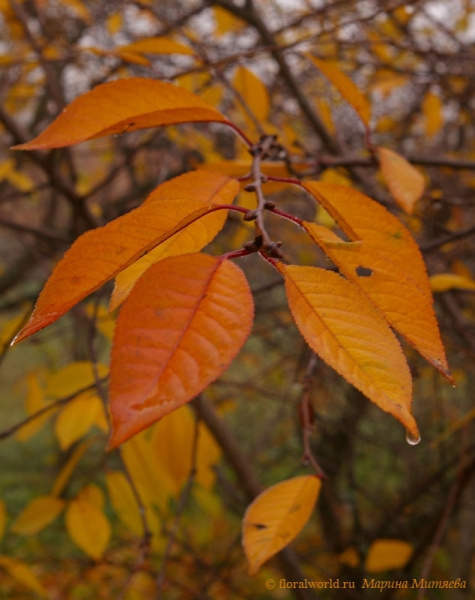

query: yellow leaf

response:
[0,556,48,598]
[314,97,335,135]
[16,374,53,442]
[307,55,371,127]
[378,147,425,214]
[51,438,94,497]
[121,431,175,511]
[78,484,105,510]
[124,571,157,600]
[422,91,444,137]
[213,6,245,35]
[302,182,451,382]
[430,273,475,293]
[233,66,270,125]
[0,304,31,352]
[365,539,413,573]
[62,0,92,23]
[45,361,109,400]
[338,547,360,568]
[11,496,65,536]
[0,501,5,543]
[150,406,221,493]
[54,392,106,450]
[106,471,146,535]
[106,12,122,36]
[242,476,321,574]
[118,37,194,56]
[279,264,418,440]
[65,496,111,560]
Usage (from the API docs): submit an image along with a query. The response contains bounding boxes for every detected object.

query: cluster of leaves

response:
[1,1,475,598]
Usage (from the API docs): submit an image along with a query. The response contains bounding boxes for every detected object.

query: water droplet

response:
[452,384,457,389]
[406,430,421,446]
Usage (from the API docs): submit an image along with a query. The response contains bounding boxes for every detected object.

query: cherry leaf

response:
[279,264,418,439]
[243,476,321,575]
[13,171,238,344]
[13,78,229,150]
[306,55,371,127]
[378,147,425,214]
[108,253,254,448]
[302,182,452,382]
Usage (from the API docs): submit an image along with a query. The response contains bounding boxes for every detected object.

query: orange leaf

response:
[13,78,229,150]
[108,253,254,448]
[302,182,451,382]
[13,171,238,343]
[378,147,425,214]
[243,476,321,574]
[118,36,194,56]
[110,210,227,310]
[306,55,371,127]
[279,264,418,439]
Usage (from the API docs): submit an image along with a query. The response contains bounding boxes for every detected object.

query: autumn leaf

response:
[12,78,230,150]
[106,471,148,535]
[378,147,425,214]
[233,66,270,125]
[365,539,413,573]
[51,439,93,498]
[110,210,227,310]
[430,273,475,292]
[108,253,254,448]
[11,496,65,536]
[242,476,321,574]
[279,264,418,439]
[306,55,371,127]
[422,91,444,137]
[118,36,194,56]
[150,406,222,493]
[65,490,111,560]
[302,182,452,382]
[54,392,107,450]
[13,171,238,344]
[0,556,48,598]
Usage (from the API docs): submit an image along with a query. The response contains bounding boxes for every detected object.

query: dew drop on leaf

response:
[405,430,421,446]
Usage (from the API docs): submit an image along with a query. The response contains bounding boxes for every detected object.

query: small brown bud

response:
[243,210,258,221]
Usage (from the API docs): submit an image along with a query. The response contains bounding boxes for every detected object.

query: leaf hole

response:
[356,266,373,277]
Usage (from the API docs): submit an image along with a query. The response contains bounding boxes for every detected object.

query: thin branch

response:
[156,412,200,599]
[0,381,106,442]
